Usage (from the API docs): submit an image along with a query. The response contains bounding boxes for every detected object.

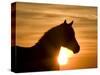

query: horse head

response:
[59,20,80,54]
[37,19,80,56]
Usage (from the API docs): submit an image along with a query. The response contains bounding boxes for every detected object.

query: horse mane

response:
[34,20,72,48]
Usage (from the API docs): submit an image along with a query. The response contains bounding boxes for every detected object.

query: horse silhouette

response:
[11,20,80,73]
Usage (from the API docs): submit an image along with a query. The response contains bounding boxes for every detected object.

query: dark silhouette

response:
[11,20,80,73]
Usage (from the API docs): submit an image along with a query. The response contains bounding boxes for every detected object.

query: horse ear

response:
[69,21,73,26]
[64,19,66,24]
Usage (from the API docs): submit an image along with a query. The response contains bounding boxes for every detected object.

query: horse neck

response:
[32,38,61,52]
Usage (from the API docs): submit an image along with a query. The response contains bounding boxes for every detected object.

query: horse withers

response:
[11,20,80,73]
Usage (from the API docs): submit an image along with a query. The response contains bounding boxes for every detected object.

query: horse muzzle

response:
[73,45,80,54]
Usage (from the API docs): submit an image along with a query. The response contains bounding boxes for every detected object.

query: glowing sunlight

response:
[58,46,74,65]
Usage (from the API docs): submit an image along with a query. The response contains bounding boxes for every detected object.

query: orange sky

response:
[14,2,97,70]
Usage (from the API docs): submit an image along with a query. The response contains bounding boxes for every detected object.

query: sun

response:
[58,46,74,65]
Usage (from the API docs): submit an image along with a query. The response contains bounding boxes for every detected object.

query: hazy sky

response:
[13,2,97,70]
